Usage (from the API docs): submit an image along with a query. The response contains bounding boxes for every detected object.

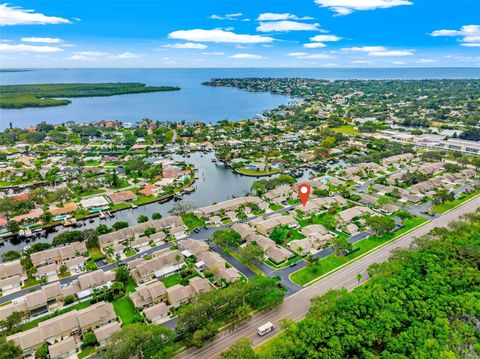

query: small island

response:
[0,82,180,109]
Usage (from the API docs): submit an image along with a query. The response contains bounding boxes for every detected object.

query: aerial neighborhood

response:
[0,78,479,359]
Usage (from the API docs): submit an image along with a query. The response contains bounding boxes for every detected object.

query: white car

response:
[257,322,275,336]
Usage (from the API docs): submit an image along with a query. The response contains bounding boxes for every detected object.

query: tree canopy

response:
[242,212,480,359]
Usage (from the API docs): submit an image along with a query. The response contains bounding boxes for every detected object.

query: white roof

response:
[80,196,109,208]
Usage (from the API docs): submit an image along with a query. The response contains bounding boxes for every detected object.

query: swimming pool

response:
[54,215,71,221]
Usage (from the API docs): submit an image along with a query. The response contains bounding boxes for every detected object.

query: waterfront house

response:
[80,196,109,209]
[108,190,137,205]
[49,202,78,216]
[196,196,266,217]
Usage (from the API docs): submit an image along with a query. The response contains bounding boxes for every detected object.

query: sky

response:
[0,0,479,68]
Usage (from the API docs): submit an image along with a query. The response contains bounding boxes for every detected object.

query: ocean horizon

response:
[1,67,479,130]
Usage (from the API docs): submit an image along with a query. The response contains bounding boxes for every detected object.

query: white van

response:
[257,322,275,336]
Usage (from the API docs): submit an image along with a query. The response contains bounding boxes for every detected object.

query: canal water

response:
[1,151,316,255]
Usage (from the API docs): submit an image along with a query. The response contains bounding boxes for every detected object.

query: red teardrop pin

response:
[297,183,311,206]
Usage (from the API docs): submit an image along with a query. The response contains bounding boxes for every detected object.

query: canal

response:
[1,151,319,255]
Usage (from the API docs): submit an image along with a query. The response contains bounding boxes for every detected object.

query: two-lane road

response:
[176,195,480,359]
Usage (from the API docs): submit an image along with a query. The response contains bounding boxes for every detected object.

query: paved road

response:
[175,195,480,359]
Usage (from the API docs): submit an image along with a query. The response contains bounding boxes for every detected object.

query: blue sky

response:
[0,0,479,68]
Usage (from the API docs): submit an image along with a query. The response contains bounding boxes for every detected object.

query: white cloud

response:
[113,52,142,59]
[304,42,327,48]
[210,13,243,20]
[287,52,334,59]
[0,4,71,26]
[257,13,314,21]
[168,29,274,44]
[66,51,107,60]
[0,43,63,53]
[416,58,436,63]
[256,21,320,32]
[341,46,387,52]
[431,25,480,47]
[392,61,406,64]
[305,34,343,48]
[229,53,266,59]
[342,46,414,56]
[310,34,343,42]
[351,60,373,64]
[314,0,413,15]
[164,42,208,49]
[21,37,62,43]
[202,51,225,55]
[369,50,414,56]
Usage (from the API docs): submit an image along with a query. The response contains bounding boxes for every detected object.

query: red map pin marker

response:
[297,183,311,206]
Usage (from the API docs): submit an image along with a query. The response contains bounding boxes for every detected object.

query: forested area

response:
[223,212,480,358]
[0,83,180,109]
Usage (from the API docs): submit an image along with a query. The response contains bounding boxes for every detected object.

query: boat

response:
[131,204,138,209]
[107,211,115,218]
[99,212,106,220]
[89,218,95,223]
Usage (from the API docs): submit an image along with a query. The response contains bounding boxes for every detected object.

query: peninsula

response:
[0,83,181,109]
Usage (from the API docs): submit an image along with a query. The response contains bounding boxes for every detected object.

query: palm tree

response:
[356,273,363,284]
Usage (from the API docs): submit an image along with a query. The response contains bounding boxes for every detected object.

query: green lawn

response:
[160,272,199,288]
[124,248,137,257]
[181,212,206,231]
[125,277,138,293]
[132,195,158,206]
[290,216,428,286]
[287,199,299,206]
[85,258,98,271]
[235,167,280,176]
[113,296,141,325]
[431,191,480,214]
[78,346,96,359]
[331,125,361,135]
[79,189,105,197]
[58,271,71,279]
[112,180,130,189]
[265,254,302,269]
[230,250,264,276]
[110,203,132,211]
[21,278,40,289]
[269,204,283,211]
[88,246,106,261]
